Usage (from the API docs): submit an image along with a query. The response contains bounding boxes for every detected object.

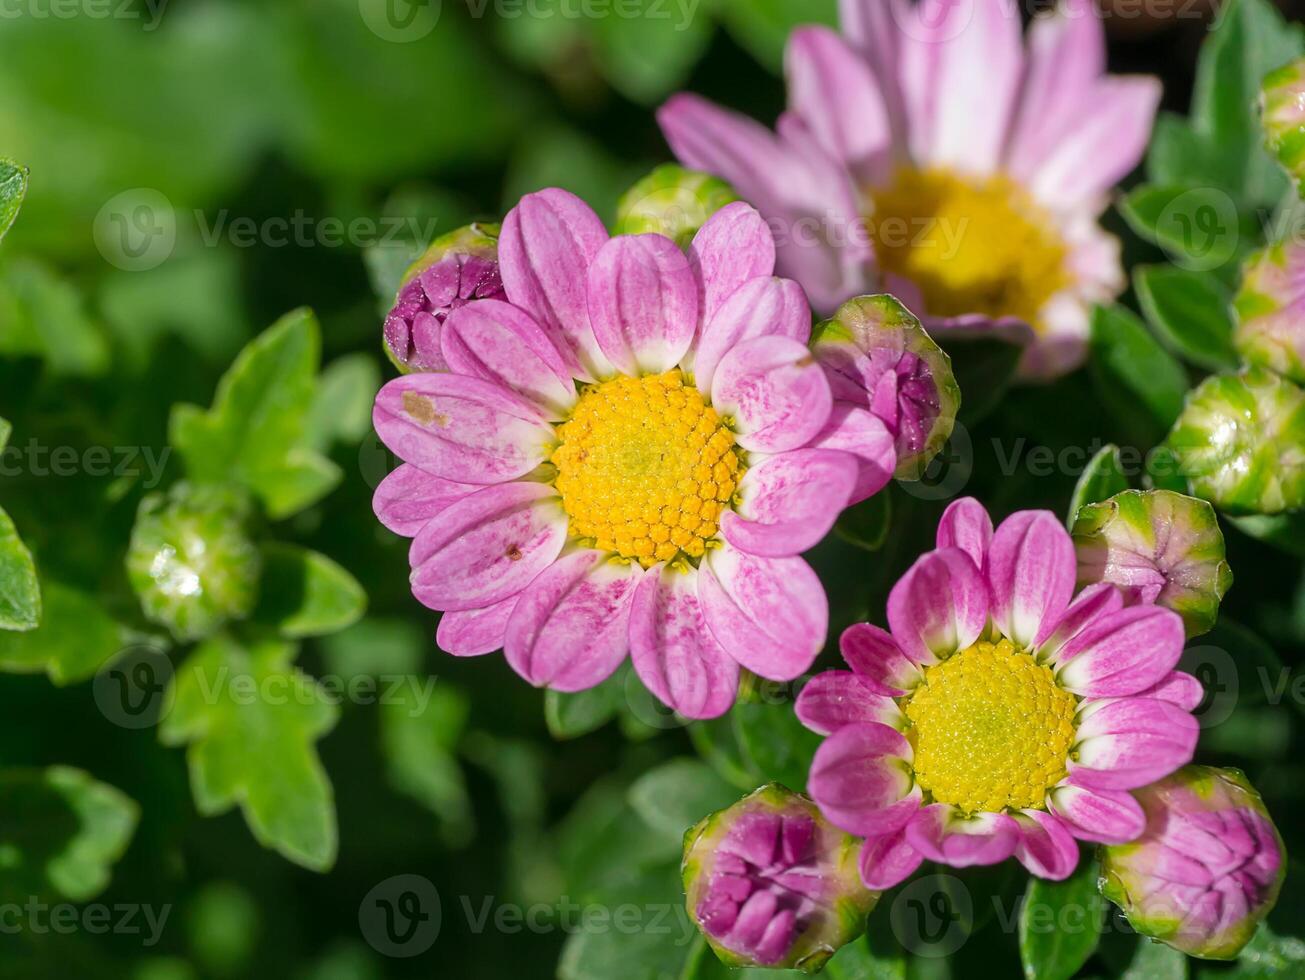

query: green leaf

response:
[381,681,474,848]
[0,159,28,243]
[0,503,40,631]
[249,543,366,639]
[690,714,762,791]
[1117,184,1253,279]
[306,353,381,450]
[160,635,339,871]
[718,0,838,71]
[1088,305,1189,443]
[0,257,110,376]
[1120,938,1188,979]
[186,881,260,978]
[1018,859,1104,980]
[1134,265,1239,371]
[545,666,627,740]
[590,0,714,104]
[1148,0,1305,204]
[0,581,121,684]
[732,697,822,790]
[1229,511,1305,559]
[169,308,342,519]
[0,766,138,902]
[1067,445,1130,526]
[627,758,738,842]
[837,492,893,552]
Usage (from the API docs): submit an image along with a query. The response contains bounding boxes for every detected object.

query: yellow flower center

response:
[903,638,1078,814]
[868,168,1070,328]
[551,370,744,568]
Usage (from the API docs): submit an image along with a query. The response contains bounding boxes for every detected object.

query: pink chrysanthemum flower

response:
[658,0,1161,378]
[795,498,1201,887]
[372,189,898,719]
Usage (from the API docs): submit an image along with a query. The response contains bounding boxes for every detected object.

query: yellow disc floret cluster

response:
[868,167,1070,328]
[551,370,743,568]
[903,638,1078,814]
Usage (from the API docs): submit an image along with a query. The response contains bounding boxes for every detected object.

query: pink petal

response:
[373,464,478,538]
[503,550,643,692]
[1139,671,1204,711]
[794,671,904,736]
[693,276,810,394]
[586,234,699,376]
[688,202,777,324]
[408,483,568,612]
[1026,76,1161,208]
[988,510,1076,649]
[1013,811,1080,880]
[1070,698,1198,791]
[886,547,988,665]
[711,336,832,453]
[785,25,892,185]
[905,805,1020,868]
[373,374,553,484]
[858,828,924,890]
[1048,784,1146,845]
[436,595,518,657]
[1005,0,1106,181]
[807,405,896,505]
[1056,605,1186,697]
[721,449,858,557]
[807,722,921,837]
[699,544,827,681]
[1037,582,1124,664]
[839,0,909,144]
[840,623,923,695]
[629,564,740,719]
[440,299,576,418]
[923,0,1024,174]
[935,497,993,569]
[499,187,612,379]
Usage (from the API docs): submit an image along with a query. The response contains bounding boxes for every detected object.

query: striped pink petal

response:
[436,594,519,657]
[988,510,1076,649]
[858,827,924,890]
[711,335,833,453]
[840,623,923,695]
[693,276,810,394]
[1013,810,1080,880]
[935,497,993,570]
[1069,698,1198,791]
[807,405,896,505]
[795,670,904,736]
[1139,671,1205,711]
[1037,581,1124,664]
[1049,784,1146,845]
[807,722,921,837]
[688,202,777,324]
[906,805,1020,867]
[722,449,858,557]
[886,547,988,665]
[1056,605,1185,697]
[373,464,478,538]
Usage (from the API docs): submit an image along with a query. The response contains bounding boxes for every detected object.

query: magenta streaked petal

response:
[629,563,740,719]
[1069,700,1198,792]
[722,449,858,557]
[373,464,478,538]
[499,187,612,379]
[886,547,988,665]
[1056,605,1186,697]
[435,594,518,657]
[1036,581,1124,665]
[988,510,1076,649]
[440,299,575,418]
[840,623,923,695]
[373,373,553,484]
[1049,784,1146,845]
[700,544,827,681]
[693,276,810,394]
[408,482,567,612]
[1138,671,1205,711]
[503,550,643,692]
[808,722,920,837]
[688,202,777,325]
[795,670,904,736]
[587,234,699,376]
[858,828,923,890]
[1013,810,1080,880]
[839,0,909,142]
[807,405,896,505]
[711,335,833,453]
[785,25,892,185]
[935,497,993,569]
[905,805,1020,868]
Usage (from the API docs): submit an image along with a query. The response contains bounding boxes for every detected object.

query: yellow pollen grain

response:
[867,167,1070,329]
[550,370,744,568]
[903,638,1078,814]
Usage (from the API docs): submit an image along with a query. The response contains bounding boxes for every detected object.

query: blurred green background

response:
[1,1,1304,978]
